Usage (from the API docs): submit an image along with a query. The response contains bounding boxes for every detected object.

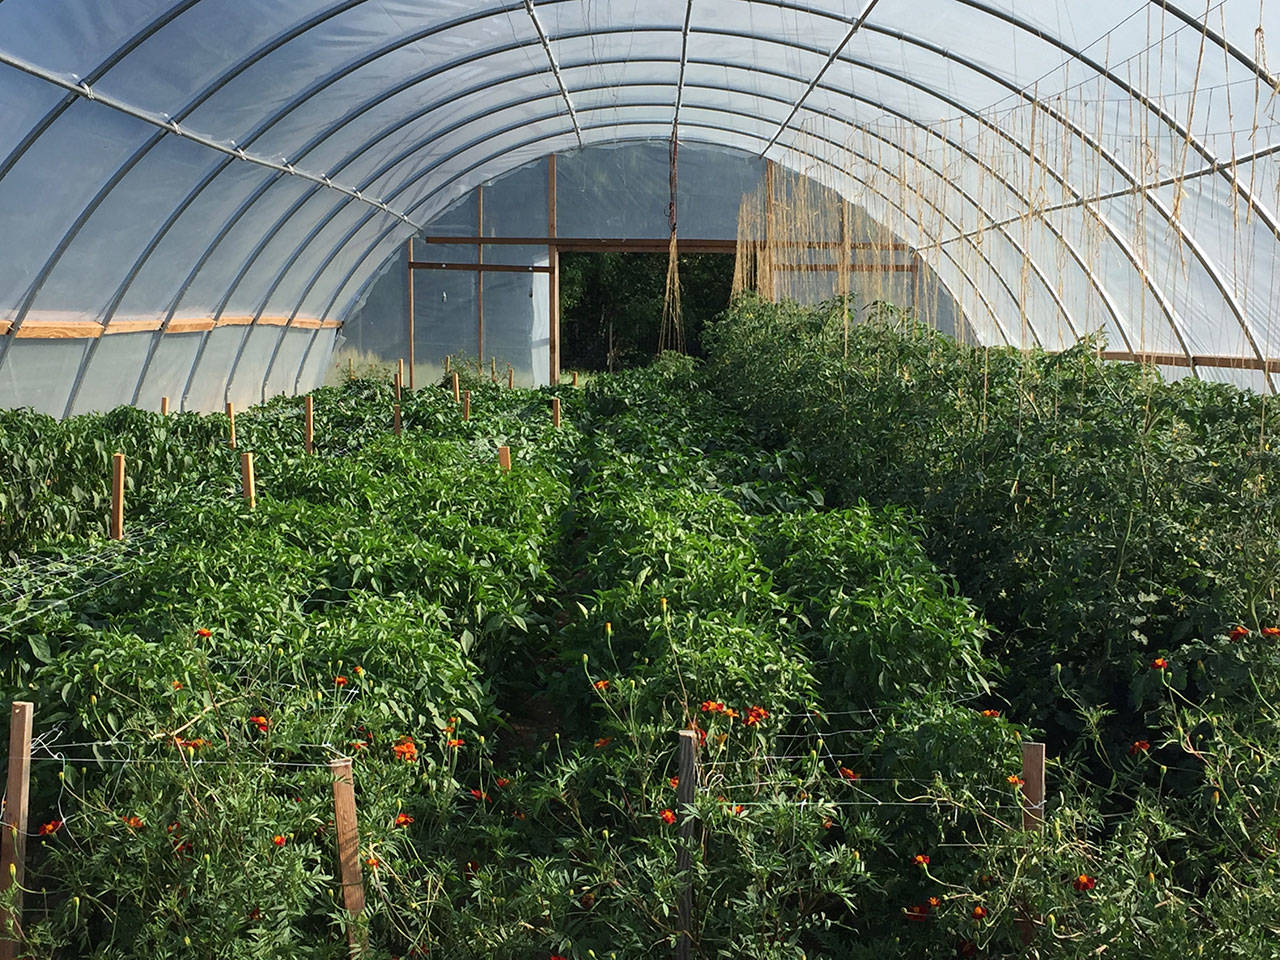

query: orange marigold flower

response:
[122,815,144,829]
[249,715,269,733]
[744,705,770,726]
[1073,874,1096,892]
[393,737,419,761]
[469,789,489,802]
[659,809,676,825]
[593,679,610,691]
[972,905,988,920]
[272,835,286,847]
[353,665,364,675]
[913,854,930,866]
[594,737,612,749]
[1129,739,1151,755]
[365,856,379,868]
[928,896,941,908]
[446,738,464,749]
[732,805,746,816]
[722,708,739,720]
[1262,627,1280,638]
[194,628,212,638]
[980,709,1000,718]
[904,903,930,922]
[1007,775,1025,787]
[1151,657,1169,670]
[394,813,414,828]
[39,820,62,836]
[823,817,834,830]
[166,821,180,835]
[669,776,679,789]
[700,701,725,713]
[349,740,368,751]
[171,680,183,690]
[838,766,861,781]
[334,676,348,687]
[495,777,510,788]
[1229,625,1250,641]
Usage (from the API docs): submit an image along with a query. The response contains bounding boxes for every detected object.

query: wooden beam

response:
[549,153,560,386]
[406,237,415,390]
[408,261,552,274]
[0,702,33,960]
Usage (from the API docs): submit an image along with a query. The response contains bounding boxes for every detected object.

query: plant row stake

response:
[330,758,367,956]
[572,371,579,388]
[675,728,700,960]
[1017,741,1047,944]
[304,395,314,455]
[0,702,33,960]
[451,371,460,404]
[507,365,513,389]
[463,390,471,421]
[393,404,402,436]
[110,453,126,541]
[240,452,256,509]
[551,397,561,428]
[497,445,511,472]
[160,396,169,416]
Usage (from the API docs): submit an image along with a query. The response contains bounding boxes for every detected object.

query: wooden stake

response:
[572,371,579,388]
[394,368,402,403]
[551,396,561,428]
[226,401,236,448]
[240,452,256,509]
[329,758,366,955]
[490,357,496,382]
[462,390,471,422]
[675,728,699,960]
[393,404,402,436]
[110,453,125,541]
[451,371,460,403]
[1021,742,1046,831]
[444,354,451,374]
[304,395,314,455]
[348,357,354,379]
[497,445,511,472]
[160,396,169,416]
[507,365,513,389]
[0,702,33,960]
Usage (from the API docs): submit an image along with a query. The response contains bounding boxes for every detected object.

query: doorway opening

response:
[558,251,735,372]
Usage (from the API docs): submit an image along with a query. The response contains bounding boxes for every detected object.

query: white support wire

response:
[0,49,419,231]
[524,0,583,147]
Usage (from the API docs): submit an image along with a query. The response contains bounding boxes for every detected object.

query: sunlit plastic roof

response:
[0,0,1277,412]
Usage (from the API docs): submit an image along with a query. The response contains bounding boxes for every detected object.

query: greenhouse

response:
[1,2,1279,958]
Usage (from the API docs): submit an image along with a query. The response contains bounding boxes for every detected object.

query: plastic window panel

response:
[262,202,388,320]
[183,326,248,412]
[1165,173,1280,358]
[99,0,339,118]
[481,156,548,240]
[337,247,410,366]
[557,140,672,239]
[180,4,528,154]
[221,188,353,320]
[264,327,318,399]
[0,65,67,154]
[296,211,412,323]
[674,146,767,241]
[412,268,480,368]
[134,330,203,412]
[113,161,278,324]
[0,337,86,415]
[225,325,282,409]
[171,176,315,320]
[29,135,218,328]
[0,99,154,323]
[0,1,171,79]
[1197,364,1266,391]
[297,327,337,392]
[67,331,152,415]
[482,271,541,382]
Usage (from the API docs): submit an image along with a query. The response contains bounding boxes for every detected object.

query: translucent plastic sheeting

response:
[0,0,1277,414]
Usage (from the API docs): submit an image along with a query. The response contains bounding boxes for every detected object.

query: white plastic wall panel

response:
[0,339,90,417]
[483,272,541,383]
[134,331,203,412]
[225,325,281,409]
[68,332,153,416]
[412,269,480,368]
[263,327,317,401]
[297,327,338,393]
[183,326,247,412]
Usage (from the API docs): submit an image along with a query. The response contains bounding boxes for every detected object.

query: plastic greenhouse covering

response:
[0,0,1277,414]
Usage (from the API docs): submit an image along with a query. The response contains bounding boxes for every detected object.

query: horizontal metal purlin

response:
[1099,351,1280,374]
[409,261,552,274]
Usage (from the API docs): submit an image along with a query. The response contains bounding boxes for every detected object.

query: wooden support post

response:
[572,371,578,388]
[477,186,485,363]
[0,701,34,960]
[551,396,561,428]
[675,728,699,960]
[462,390,471,422]
[304,395,314,455]
[1021,742,1046,831]
[451,371,460,404]
[329,758,366,955]
[497,445,511,472]
[240,452,256,509]
[160,396,169,416]
[548,154,560,386]
[406,238,415,391]
[393,404,402,437]
[110,453,125,541]
[490,357,496,382]
[226,401,236,448]
[507,365,513,390]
